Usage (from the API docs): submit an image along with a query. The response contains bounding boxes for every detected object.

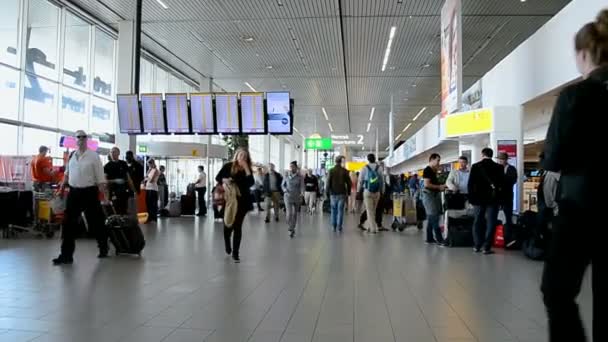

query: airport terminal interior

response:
[0,0,603,341]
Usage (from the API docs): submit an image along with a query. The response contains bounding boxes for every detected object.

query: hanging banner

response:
[441,0,463,118]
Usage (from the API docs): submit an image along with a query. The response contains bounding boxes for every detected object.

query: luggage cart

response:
[391,192,408,231]
[8,189,63,238]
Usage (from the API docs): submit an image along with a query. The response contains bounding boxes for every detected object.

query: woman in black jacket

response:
[541,9,608,342]
[215,148,254,263]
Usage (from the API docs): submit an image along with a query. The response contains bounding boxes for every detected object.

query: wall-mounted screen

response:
[240,92,265,134]
[266,91,292,134]
[165,93,189,133]
[116,94,141,134]
[140,93,166,133]
[190,93,215,134]
[215,93,239,134]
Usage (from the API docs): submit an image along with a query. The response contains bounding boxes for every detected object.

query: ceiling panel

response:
[68,0,573,149]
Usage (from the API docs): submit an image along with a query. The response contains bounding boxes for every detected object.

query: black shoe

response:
[379,227,390,232]
[264,218,270,223]
[275,217,279,222]
[225,246,232,255]
[97,251,109,258]
[258,208,264,212]
[425,240,436,244]
[289,230,295,238]
[358,224,367,231]
[483,249,495,255]
[473,248,482,253]
[52,256,73,265]
[232,255,240,263]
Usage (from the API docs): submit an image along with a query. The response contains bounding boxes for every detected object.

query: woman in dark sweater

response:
[215,148,254,263]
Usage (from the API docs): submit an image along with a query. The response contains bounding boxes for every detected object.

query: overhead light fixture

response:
[241,36,255,42]
[156,0,168,9]
[381,26,397,72]
[244,82,257,92]
[281,84,288,89]
[398,0,403,3]
[369,107,375,121]
[412,107,427,121]
[322,107,329,121]
[366,122,371,132]
[411,83,417,88]
[328,123,334,132]
[265,65,273,69]
[422,63,431,68]
[277,0,284,6]
[402,123,412,132]
[395,133,402,141]
[293,127,300,133]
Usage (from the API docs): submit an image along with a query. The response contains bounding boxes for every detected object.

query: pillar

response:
[115,20,139,153]
[278,137,285,171]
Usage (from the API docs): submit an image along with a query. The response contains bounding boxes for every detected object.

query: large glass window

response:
[0,66,20,120]
[248,135,265,164]
[94,28,114,98]
[91,97,114,135]
[270,136,280,167]
[63,12,90,90]
[22,127,59,157]
[0,123,19,155]
[23,73,58,127]
[139,58,154,94]
[0,0,20,66]
[26,0,59,80]
[283,142,291,169]
[155,67,168,94]
[61,87,88,132]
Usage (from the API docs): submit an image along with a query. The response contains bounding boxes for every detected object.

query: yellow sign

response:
[393,197,403,217]
[345,161,367,172]
[445,108,493,137]
[192,149,199,157]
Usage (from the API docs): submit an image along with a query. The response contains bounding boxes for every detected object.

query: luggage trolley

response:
[391,191,418,231]
[8,188,63,238]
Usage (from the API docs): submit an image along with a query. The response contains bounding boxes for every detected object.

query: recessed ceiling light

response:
[397,0,403,3]
[322,107,329,121]
[412,107,427,121]
[367,122,371,132]
[422,63,431,68]
[395,133,402,141]
[241,36,255,42]
[403,98,408,101]
[411,84,417,88]
[389,66,396,70]
[402,123,412,132]
[328,123,334,132]
[277,0,284,6]
[281,84,288,89]
[156,0,168,9]
[266,65,273,69]
[369,107,375,121]
[244,82,257,92]
[381,26,397,72]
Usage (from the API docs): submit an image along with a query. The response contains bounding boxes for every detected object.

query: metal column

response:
[389,94,394,157]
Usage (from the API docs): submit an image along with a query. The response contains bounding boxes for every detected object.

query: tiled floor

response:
[0,210,593,342]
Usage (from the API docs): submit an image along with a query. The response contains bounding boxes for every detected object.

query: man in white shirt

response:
[53,130,109,265]
[194,165,207,216]
[446,156,471,194]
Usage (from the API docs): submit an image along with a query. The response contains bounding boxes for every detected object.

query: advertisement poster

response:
[441,0,463,118]
[266,92,291,134]
[497,140,518,212]
[462,79,482,111]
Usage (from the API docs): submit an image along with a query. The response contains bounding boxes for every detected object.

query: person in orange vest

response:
[31,145,55,192]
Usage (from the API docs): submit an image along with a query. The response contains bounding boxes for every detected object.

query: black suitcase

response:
[445,216,474,247]
[444,192,467,210]
[322,199,331,213]
[180,195,195,216]
[106,215,145,256]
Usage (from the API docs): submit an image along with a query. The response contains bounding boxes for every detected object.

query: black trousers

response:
[224,201,249,257]
[146,190,158,222]
[108,184,129,215]
[61,186,107,258]
[196,187,207,215]
[541,202,605,342]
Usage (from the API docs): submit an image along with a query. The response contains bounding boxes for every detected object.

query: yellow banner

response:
[445,108,493,137]
[345,161,367,172]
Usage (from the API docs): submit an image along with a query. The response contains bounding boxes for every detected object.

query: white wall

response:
[482,0,606,107]
[390,141,459,174]
[522,95,557,143]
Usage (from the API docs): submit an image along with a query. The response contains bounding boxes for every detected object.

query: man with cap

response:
[53,130,109,265]
[497,151,518,246]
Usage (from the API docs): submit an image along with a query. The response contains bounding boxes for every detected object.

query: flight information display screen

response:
[190,93,215,134]
[165,93,190,133]
[215,93,239,134]
[141,93,166,133]
[266,91,291,134]
[116,94,141,133]
[240,92,265,134]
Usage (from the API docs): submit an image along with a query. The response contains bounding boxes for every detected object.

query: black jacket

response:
[263,171,283,195]
[326,166,351,196]
[215,162,255,209]
[543,66,607,207]
[468,158,505,206]
[500,164,518,203]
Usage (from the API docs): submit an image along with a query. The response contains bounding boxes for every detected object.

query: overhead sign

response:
[330,134,364,145]
[441,0,463,118]
[138,145,148,153]
[445,108,493,137]
[305,138,332,150]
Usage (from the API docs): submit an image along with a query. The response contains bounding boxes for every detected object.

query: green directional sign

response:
[305,138,333,150]
[138,145,148,153]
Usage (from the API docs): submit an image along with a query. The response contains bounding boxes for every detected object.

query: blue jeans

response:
[473,204,498,251]
[426,214,444,243]
[330,194,346,230]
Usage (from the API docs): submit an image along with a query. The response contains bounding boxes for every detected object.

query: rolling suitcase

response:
[104,205,145,256]
[180,195,195,216]
[445,215,474,247]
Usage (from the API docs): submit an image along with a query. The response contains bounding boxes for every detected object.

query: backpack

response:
[364,165,381,193]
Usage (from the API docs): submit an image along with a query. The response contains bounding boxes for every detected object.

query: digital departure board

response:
[190,93,215,134]
[116,94,141,134]
[140,93,166,133]
[215,93,239,134]
[240,92,266,134]
[165,93,190,133]
[266,91,292,134]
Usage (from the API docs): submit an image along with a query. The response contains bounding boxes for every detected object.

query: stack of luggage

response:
[181,183,196,216]
[443,192,474,247]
